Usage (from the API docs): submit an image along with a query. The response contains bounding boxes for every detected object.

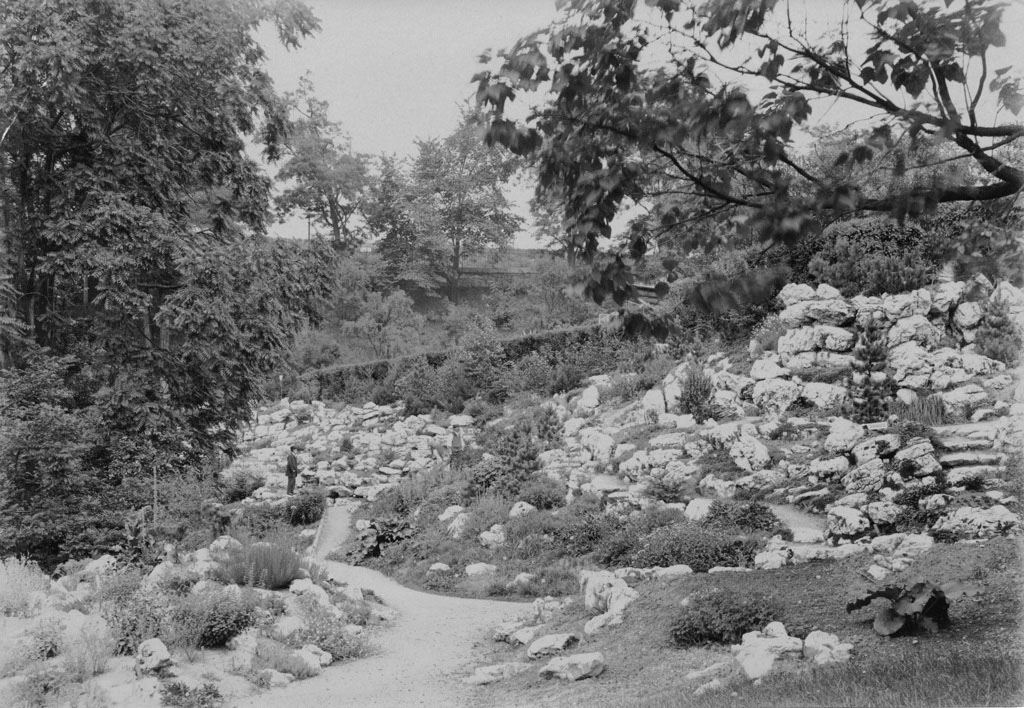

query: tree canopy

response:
[474,0,1024,310]
[367,117,522,303]
[0,0,331,563]
[275,75,371,250]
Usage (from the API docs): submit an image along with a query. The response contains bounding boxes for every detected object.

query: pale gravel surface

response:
[230,505,526,708]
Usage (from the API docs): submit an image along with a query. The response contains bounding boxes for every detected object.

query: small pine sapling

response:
[976,297,1021,365]
[849,320,892,424]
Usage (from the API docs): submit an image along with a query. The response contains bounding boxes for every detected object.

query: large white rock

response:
[752,378,801,414]
[579,570,638,615]
[864,501,901,526]
[827,506,870,537]
[580,428,616,463]
[539,652,606,681]
[135,638,172,677]
[527,633,580,659]
[953,301,984,329]
[940,384,989,417]
[931,281,966,314]
[777,327,818,359]
[882,290,931,321]
[805,298,856,326]
[801,382,848,409]
[479,524,506,550]
[802,630,853,665]
[684,498,714,521]
[932,505,1019,538]
[843,458,887,494]
[576,386,600,411]
[509,501,537,518]
[778,283,817,307]
[641,389,667,416]
[824,418,865,454]
[814,325,856,352]
[730,434,771,472]
[887,315,942,349]
[465,562,497,576]
[750,358,790,381]
[888,342,933,388]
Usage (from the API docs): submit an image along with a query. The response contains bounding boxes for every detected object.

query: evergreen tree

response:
[850,320,892,424]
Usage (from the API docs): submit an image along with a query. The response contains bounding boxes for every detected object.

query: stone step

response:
[932,422,1002,441]
[938,451,1006,468]
[947,466,1002,485]
[934,436,994,452]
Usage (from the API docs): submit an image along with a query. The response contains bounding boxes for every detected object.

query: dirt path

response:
[231,506,525,708]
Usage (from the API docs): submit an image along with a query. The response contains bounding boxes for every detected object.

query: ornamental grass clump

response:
[214,542,328,590]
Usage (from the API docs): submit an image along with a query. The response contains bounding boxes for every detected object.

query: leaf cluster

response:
[846,580,979,636]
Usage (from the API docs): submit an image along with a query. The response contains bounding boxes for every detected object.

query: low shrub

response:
[284,487,327,526]
[167,589,260,648]
[251,638,320,680]
[214,543,327,590]
[286,595,368,660]
[160,681,224,708]
[0,557,50,616]
[670,587,783,645]
[702,500,785,534]
[99,587,167,655]
[517,475,568,510]
[154,567,202,596]
[642,475,690,504]
[62,621,116,683]
[595,506,686,566]
[626,522,762,572]
[551,496,618,558]
[222,471,266,504]
[698,448,746,481]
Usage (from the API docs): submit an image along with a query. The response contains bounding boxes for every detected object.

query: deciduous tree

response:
[475,0,1024,311]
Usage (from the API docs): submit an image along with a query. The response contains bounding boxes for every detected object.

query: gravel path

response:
[231,506,524,708]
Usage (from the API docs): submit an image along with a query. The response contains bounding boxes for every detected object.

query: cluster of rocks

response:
[226,400,475,504]
[772,278,1017,400]
[2,538,390,705]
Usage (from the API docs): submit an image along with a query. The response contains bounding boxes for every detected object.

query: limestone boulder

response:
[887,315,942,349]
[752,378,801,414]
[527,633,580,659]
[814,325,856,352]
[135,638,172,677]
[750,358,790,381]
[801,382,847,409]
[778,283,817,307]
[953,301,984,329]
[464,662,532,686]
[843,459,886,494]
[931,505,1019,538]
[730,434,771,472]
[827,506,870,538]
[824,418,866,454]
[802,631,853,665]
[539,653,606,681]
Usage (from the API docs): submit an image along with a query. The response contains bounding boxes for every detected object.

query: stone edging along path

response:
[230,506,523,708]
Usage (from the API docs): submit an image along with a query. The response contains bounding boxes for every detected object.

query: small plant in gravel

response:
[847,580,979,635]
[160,681,224,708]
[670,587,783,645]
[251,638,320,679]
[287,595,369,659]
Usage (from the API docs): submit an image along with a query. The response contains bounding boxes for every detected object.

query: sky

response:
[257,0,1024,244]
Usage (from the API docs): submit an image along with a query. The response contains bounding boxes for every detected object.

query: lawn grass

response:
[469,536,1023,708]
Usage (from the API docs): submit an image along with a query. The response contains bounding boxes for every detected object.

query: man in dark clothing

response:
[286,445,300,495]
